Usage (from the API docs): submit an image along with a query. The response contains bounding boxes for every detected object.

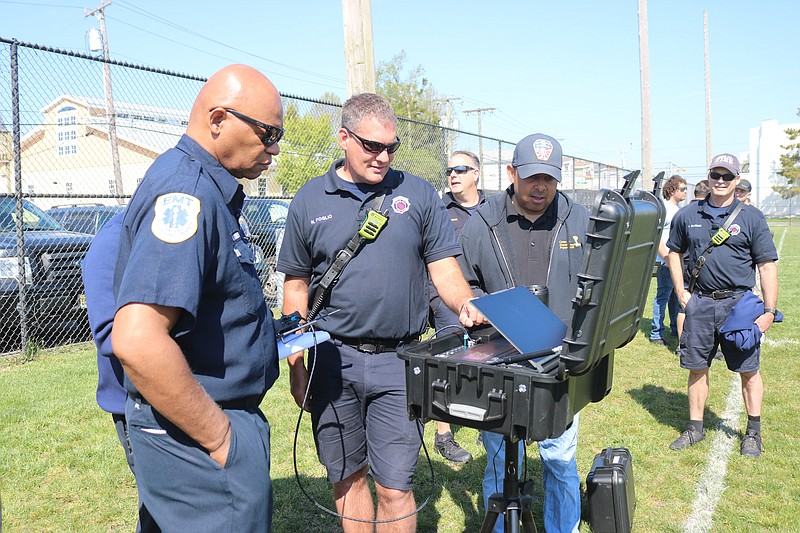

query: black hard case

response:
[586,447,636,533]
[399,177,665,442]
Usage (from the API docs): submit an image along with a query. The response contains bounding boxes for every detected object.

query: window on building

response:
[56,106,78,157]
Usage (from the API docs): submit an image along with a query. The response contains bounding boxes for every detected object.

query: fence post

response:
[11,40,29,350]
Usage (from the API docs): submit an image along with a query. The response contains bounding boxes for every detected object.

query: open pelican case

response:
[399,172,666,442]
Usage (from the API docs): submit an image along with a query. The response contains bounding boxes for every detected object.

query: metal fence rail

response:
[1,37,630,355]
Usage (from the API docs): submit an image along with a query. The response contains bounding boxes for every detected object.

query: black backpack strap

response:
[687,201,746,294]
[306,193,388,320]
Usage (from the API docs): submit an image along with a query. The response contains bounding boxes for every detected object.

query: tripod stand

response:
[480,435,537,533]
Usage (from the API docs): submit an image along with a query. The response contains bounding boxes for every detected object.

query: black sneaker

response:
[669,426,706,450]
[741,431,762,458]
[434,432,473,464]
[649,337,668,346]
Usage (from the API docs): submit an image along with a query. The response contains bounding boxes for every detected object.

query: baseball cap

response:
[736,178,752,193]
[709,153,740,175]
[512,133,562,182]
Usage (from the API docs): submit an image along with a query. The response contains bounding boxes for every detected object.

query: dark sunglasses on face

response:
[446,165,477,175]
[224,108,285,147]
[344,127,402,155]
[708,171,737,182]
[679,186,687,191]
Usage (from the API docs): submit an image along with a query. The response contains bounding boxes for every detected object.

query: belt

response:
[130,394,263,410]
[696,289,745,300]
[332,335,417,354]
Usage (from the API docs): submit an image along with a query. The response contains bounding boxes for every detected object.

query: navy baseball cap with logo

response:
[709,153,740,175]
[512,133,563,182]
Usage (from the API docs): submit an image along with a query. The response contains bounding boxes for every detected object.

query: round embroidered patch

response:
[391,196,411,215]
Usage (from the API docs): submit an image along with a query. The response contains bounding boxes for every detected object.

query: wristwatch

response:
[764,308,778,316]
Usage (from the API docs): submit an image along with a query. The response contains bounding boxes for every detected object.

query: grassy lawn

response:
[1,224,798,532]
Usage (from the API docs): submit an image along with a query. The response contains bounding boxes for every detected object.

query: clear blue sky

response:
[2,0,798,183]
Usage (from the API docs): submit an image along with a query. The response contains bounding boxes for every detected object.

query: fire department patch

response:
[533,138,554,161]
[391,196,411,215]
[729,224,741,236]
[151,193,201,243]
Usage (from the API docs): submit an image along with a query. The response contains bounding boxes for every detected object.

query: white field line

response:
[683,225,786,532]
[683,375,743,533]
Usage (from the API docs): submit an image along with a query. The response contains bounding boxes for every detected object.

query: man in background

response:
[431,150,487,465]
[82,211,159,533]
[736,178,753,206]
[649,175,686,346]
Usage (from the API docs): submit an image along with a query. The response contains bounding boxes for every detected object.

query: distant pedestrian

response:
[649,174,686,346]
[736,178,753,206]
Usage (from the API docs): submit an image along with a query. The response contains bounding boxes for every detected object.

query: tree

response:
[377,52,448,189]
[274,99,341,195]
[775,108,800,199]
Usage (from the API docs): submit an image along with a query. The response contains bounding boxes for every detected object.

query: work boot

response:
[669,426,706,450]
[741,431,763,458]
[434,432,473,464]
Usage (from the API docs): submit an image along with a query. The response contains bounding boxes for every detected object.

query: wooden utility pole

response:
[85,0,123,202]
[342,0,376,96]
[464,107,495,189]
[638,0,653,190]
[704,10,712,168]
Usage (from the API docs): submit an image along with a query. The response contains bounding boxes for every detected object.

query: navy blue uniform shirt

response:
[83,211,126,414]
[667,198,777,292]
[114,135,278,401]
[443,190,486,237]
[278,159,460,339]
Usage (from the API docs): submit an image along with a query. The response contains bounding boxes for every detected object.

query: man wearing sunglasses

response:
[429,150,486,464]
[649,174,687,347]
[111,64,283,530]
[666,153,779,458]
[458,133,587,533]
[279,93,485,532]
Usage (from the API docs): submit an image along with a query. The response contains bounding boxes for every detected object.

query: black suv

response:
[46,203,125,235]
[0,196,93,350]
[242,198,289,302]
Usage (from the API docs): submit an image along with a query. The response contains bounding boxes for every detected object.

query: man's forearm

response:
[282,275,311,366]
[757,260,778,309]
[428,256,475,313]
[112,303,229,454]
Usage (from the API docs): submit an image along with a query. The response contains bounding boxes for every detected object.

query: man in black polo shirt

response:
[666,153,778,458]
[458,133,588,533]
[278,93,484,532]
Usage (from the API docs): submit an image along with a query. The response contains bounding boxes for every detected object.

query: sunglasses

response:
[679,186,687,191]
[708,171,737,182]
[344,127,402,155]
[224,108,285,147]
[446,165,477,175]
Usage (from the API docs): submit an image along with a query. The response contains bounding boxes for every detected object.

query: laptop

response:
[470,286,567,364]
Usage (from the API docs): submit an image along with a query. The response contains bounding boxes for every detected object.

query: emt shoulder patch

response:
[151,192,201,243]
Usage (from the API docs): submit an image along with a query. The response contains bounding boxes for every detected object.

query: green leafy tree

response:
[775,108,800,199]
[275,99,341,194]
[377,52,448,189]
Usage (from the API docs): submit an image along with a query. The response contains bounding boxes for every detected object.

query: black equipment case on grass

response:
[586,447,636,533]
[399,172,666,442]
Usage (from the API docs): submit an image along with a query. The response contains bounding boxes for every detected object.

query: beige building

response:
[6,95,280,209]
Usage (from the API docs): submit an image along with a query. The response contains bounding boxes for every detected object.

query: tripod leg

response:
[520,509,537,533]
[480,510,502,533]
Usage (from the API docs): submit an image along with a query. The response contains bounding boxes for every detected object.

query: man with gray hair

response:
[430,149,486,464]
[279,93,485,532]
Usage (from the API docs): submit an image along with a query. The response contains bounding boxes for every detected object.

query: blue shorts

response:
[125,398,272,532]
[679,292,760,373]
[309,339,422,490]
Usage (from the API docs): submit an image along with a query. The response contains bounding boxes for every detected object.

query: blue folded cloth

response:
[719,291,781,351]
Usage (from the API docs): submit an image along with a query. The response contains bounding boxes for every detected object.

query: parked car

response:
[46,203,125,235]
[0,196,93,350]
[242,198,289,302]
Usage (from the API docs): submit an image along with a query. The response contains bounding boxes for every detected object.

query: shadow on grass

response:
[628,383,723,433]
[272,442,549,532]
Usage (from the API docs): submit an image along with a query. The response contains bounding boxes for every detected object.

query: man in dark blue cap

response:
[666,152,779,458]
[459,133,587,532]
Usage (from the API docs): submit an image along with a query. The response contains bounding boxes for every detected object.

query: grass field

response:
[1,223,798,532]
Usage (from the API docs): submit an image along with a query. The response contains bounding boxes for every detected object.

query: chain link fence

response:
[1,37,629,355]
